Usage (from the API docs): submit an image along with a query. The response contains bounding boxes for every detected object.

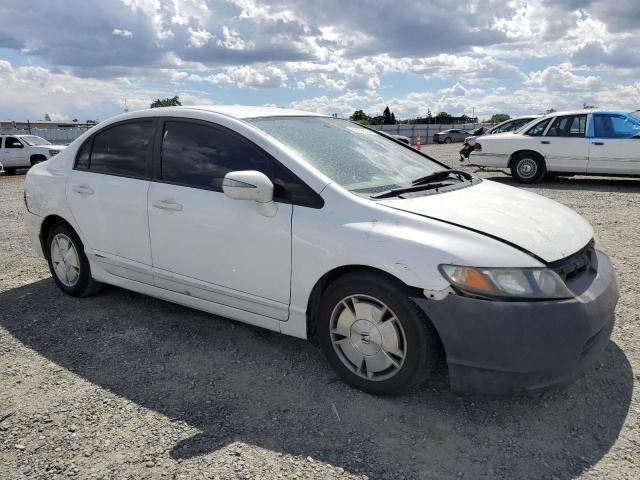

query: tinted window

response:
[5,137,23,148]
[90,121,153,177]
[594,114,640,139]
[546,114,587,137]
[75,138,92,170]
[273,162,323,208]
[160,121,271,190]
[524,118,552,136]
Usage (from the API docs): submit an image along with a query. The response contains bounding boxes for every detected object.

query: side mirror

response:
[222,170,277,217]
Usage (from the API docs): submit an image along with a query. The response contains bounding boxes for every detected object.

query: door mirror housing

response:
[222,170,277,217]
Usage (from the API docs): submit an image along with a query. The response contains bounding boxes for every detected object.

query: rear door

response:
[539,114,589,173]
[65,120,155,284]
[588,113,640,175]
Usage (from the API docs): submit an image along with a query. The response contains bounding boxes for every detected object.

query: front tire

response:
[31,155,46,166]
[45,222,101,297]
[444,137,452,144]
[317,273,440,395]
[511,154,546,183]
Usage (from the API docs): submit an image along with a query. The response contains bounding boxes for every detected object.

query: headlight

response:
[439,264,574,300]
[48,150,60,156]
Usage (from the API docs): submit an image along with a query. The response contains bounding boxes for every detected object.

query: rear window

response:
[523,118,552,136]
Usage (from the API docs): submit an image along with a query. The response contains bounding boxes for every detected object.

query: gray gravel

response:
[1,144,639,479]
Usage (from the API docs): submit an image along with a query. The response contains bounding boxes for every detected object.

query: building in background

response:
[0,120,97,144]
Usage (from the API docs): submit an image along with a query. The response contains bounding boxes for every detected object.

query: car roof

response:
[143,105,328,120]
[544,109,631,117]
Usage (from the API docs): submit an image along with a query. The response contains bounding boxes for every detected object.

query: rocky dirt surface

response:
[1,144,638,479]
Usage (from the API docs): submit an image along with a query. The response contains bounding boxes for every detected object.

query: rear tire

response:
[3,167,16,175]
[511,154,546,183]
[444,137,452,144]
[45,222,101,297]
[316,272,440,395]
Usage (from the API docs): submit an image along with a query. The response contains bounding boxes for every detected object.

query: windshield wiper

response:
[411,169,472,185]
[370,169,473,199]
[370,182,448,199]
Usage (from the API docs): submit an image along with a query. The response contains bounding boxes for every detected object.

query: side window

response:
[89,121,153,177]
[546,114,587,138]
[273,162,324,208]
[75,138,92,170]
[160,121,270,190]
[5,137,23,148]
[594,114,640,139]
[524,118,552,136]
[511,119,529,131]
[493,121,513,133]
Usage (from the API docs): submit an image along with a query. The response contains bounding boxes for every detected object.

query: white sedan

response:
[24,106,618,395]
[470,109,640,182]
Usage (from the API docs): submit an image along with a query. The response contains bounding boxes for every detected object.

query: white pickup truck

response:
[0,134,66,175]
[469,109,640,182]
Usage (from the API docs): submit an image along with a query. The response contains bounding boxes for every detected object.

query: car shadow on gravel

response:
[1,279,634,479]
[485,175,640,193]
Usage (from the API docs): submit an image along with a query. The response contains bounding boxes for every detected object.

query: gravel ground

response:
[1,144,638,479]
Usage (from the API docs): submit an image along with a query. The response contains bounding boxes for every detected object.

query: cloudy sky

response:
[0,0,639,122]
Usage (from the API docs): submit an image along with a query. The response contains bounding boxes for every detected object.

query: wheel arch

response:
[30,153,47,165]
[305,264,424,346]
[508,149,547,169]
[39,215,77,254]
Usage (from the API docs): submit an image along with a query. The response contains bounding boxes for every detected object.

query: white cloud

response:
[525,65,603,91]
[192,65,289,88]
[112,29,133,38]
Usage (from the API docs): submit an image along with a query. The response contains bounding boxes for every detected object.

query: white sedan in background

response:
[470,109,640,182]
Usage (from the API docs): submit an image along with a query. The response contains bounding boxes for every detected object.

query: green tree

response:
[489,113,510,124]
[546,108,556,114]
[436,111,452,118]
[150,95,182,108]
[390,112,396,124]
[44,113,51,121]
[350,109,371,124]
[383,106,392,124]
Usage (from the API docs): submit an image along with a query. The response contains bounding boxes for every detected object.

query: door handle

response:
[540,141,550,144]
[592,141,605,146]
[152,200,183,212]
[71,184,94,195]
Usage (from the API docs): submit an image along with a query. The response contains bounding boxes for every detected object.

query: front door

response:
[4,136,28,167]
[147,119,292,320]
[588,113,640,175]
[66,120,155,284]
[539,114,589,173]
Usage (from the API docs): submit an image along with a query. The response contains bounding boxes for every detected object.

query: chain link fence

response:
[369,123,487,145]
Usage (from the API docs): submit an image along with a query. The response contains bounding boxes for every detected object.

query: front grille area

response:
[547,239,596,281]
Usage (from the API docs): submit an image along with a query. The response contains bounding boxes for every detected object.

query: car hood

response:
[378,179,593,263]
[32,144,66,150]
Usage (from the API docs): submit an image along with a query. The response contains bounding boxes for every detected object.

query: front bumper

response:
[414,250,618,395]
